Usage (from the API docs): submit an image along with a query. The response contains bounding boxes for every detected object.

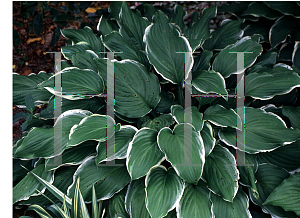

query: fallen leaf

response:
[85,7,101,13]
[27,37,42,44]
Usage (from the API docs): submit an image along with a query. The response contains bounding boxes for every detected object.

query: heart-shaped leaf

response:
[212,37,262,78]
[171,105,204,132]
[144,10,193,84]
[68,114,115,147]
[145,166,185,218]
[263,173,300,216]
[127,128,165,180]
[158,124,205,184]
[203,145,239,202]
[204,104,242,130]
[177,180,213,217]
[219,107,300,154]
[72,50,99,73]
[67,157,131,202]
[241,2,282,20]
[125,178,151,218]
[140,114,174,132]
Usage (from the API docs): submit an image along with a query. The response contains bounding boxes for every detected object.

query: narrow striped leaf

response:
[13,160,54,204]
[27,204,53,218]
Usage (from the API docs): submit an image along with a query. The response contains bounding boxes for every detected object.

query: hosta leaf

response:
[144,10,193,84]
[269,16,299,48]
[61,42,91,60]
[263,173,300,216]
[108,1,122,20]
[257,139,300,172]
[125,178,151,218]
[200,122,216,157]
[245,71,300,100]
[42,95,105,118]
[192,70,228,96]
[204,104,242,130]
[72,50,99,73]
[33,13,43,37]
[243,21,270,43]
[107,188,129,218]
[169,5,186,33]
[45,140,98,171]
[142,4,156,22]
[39,67,105,100]
[202,19,244,51]
[102,31,149,68]
[13,72,52,106]
[177,180,212,218]
[154,91,176,114]
[217,2,251,17]
[264,2,300,18]
[282,106,300,129]
[248,163,298,218]
[158,124,205,184]
[212,37,262,78]
[203,145,239,202]
[97,15,113,36]
[164,210,176,218]
[219,107,300,154]
[61,26,104,54]
[96,125,137,164]
[211,188,252,218]
[95,59,161,118]
[68,114,115,147]
[145,166,185,218]
[293,41,300,68]
[141,114,174,131]
[67,156,131,202]
[14,110,92,159]
[127,128,164,180]
[192,50,213,71]
[19,165,77,206]
[119,1,150,51]
[13,160,54,204]
[171,105,204,132]
[185,6,217,51]
[241,2,282,20]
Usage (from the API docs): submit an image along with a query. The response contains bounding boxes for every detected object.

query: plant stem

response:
[177,83,184,107]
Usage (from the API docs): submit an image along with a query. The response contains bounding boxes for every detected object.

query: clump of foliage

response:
[13,1,300,218]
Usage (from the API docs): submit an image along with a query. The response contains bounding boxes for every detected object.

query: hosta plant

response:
[13,2,300,218]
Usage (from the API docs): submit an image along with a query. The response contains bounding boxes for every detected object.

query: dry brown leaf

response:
[26,37,42,44]
[85,7,101,13]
